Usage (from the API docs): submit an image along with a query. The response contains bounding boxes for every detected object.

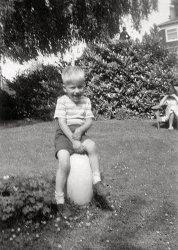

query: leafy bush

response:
[7,28,178,120]
[8,65,64,120]
[77,38,177,119]
[0,175,56,228]
[0,89,17,121]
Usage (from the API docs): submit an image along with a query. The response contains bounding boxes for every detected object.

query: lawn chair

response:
[152,104,178,129]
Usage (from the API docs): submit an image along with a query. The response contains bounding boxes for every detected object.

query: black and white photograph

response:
[0,0,177,249]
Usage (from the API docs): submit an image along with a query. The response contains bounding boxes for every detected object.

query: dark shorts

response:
[54,125,89,159]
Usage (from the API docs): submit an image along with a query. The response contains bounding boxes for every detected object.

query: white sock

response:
[55,191,64,204]
[92,172,101,185]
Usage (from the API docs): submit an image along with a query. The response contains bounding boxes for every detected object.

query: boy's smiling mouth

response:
[72,94,82,102]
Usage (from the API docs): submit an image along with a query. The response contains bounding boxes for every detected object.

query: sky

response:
[2,0,171,80]
[127,0,171,39]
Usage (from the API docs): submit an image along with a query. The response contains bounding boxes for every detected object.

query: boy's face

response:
[63,79,85,103]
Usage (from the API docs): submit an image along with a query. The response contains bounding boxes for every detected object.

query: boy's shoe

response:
[94,182,113,211]
[94,194,113,211]
[57,203,73,220]
[94,181,110,197]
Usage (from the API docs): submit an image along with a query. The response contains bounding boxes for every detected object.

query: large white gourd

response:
[67,154,93,205]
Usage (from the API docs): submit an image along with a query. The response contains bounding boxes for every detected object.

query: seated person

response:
[152,84,178,130]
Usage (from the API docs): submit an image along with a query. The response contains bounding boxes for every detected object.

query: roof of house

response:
[158,18,178,28]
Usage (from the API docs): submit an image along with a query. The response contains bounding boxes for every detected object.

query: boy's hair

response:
[61,66,85,85]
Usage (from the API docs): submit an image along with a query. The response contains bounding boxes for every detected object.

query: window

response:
[166,27,178,42]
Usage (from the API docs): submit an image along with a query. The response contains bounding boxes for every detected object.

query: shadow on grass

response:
[101,195,177,250]
[85,245,145,250]
[106,243,145,250]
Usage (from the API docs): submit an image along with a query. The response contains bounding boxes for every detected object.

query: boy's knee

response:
[57,150,70,171]
[83,139,97,153]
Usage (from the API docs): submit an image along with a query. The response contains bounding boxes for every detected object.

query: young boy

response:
[54,66,111,219]
[152,84,178,130]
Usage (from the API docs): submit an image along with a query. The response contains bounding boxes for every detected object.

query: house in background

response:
[158,0,178,53]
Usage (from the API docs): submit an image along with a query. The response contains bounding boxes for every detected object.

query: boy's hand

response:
[72,128,83,140]
[72,140,85,154]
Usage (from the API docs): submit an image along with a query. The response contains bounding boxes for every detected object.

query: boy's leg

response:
[82,139,112,210]
[82,139,101,179]
[82,139,104,184]
[55,149,73,219]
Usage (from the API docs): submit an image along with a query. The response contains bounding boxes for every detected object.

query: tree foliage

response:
[0,1,12,54]
[2,0,158,61]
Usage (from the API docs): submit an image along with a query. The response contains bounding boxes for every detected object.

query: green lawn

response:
[0,119,178,249]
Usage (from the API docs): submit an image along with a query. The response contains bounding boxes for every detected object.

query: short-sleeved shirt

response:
[54,95,94,157]
[54,95,94,125]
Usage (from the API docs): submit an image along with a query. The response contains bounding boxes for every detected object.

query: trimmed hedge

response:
[77,39,177,119]
[8,65,64,120]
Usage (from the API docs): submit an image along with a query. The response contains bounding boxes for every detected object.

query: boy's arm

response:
[57,118,74,142]
[73,118,93,140]
[57,118,85,153]
[77,118,93,134]
[54,98,73,140]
